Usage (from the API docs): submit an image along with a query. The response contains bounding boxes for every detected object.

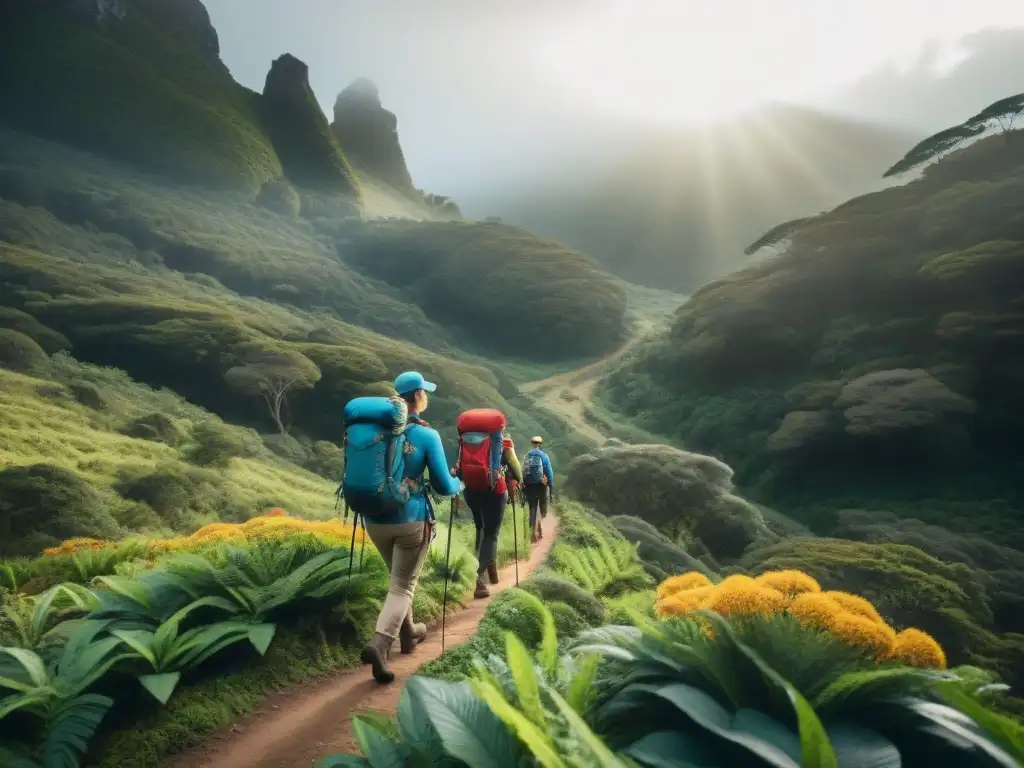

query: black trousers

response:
[464,488,507,575]
[524,484,549,529]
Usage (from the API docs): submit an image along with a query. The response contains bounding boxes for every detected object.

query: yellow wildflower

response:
[830,612,896,656]
[657,571,713,601]
[823,591,885,625]
[705,579,788,619]
[886,628,947,670]
[656,586,715,618]
[755,570,821,596]
[788,592,843,631]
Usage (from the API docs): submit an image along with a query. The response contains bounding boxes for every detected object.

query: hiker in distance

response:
[523,436,555,543]
[453,409,523,599]
[341,371,462,684]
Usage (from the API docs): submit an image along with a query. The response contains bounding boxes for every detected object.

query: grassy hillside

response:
[598,127,1024,546]
[344,219,629,359]
[471,104,917,292]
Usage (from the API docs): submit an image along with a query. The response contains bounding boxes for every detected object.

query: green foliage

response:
[0,464,122,558]
[598,125,1024,546]
[180,422,256,469]
[609,515,719,581]
[567,443,774,560]
[343,219,628,360]
[325,605,1023,768]
[0,329,48,372]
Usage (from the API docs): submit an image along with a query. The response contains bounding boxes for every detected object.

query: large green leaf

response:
[0,745,41,768]
[933,683,1024,763]
[170,622,253,669]
[246,623,276,655]
[0,647,48,690]
[315,756,371,768]
[41,693,113,768]
[621,730,719,767]
[396,682,445,761]
[825,723,901,768]
[0,691,50,720]
[634,682,801,767]
[904,698,1020,768]
[410,677,523,768]
[699,611,838,768]
[505,633,546,729]
[565,653,600,714]
[471,677,563,768]
[139,672,181,705]
[352,714,407,767]
[110,629,157,666]
[92,576,153,610]
[546,684,633,768]
[813,668,935,717]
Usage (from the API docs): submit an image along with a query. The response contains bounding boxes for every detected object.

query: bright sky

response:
[542,0,1024,124]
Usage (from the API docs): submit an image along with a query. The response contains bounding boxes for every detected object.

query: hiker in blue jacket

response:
[522,436,554,543]
[360,371,462,684]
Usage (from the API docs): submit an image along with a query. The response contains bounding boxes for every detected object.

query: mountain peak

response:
[331,78,415,196]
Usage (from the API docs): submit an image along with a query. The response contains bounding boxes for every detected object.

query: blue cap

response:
[393,371,437,396]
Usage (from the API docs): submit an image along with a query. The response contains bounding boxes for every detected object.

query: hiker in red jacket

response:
[453,410,523,599]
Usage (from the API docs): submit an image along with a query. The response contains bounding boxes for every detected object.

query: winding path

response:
[520,317,655,445]
[165,516,559,768]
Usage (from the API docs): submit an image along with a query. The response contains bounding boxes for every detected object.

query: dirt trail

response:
[521,317,654,445]
[166,515,559,768]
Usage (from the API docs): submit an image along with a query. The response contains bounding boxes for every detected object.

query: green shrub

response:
[520,571,605,626]
[68,381,106,410]
[182,421,255,468]
[118,413,185,446]
[0,306,70,353]
[548,601,590,640]
[0,328,47,372]
[113,463,249,531]
[0,463,122,557]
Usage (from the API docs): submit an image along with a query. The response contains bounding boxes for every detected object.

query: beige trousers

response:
[364,520,432,638]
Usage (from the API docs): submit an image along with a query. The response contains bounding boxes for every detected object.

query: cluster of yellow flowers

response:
[655,569,947,670]
[42,508,365,558]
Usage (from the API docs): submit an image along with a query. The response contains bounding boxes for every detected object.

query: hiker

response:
[522,436,554,543]
[343,371,462,684]
[453,409,523,599]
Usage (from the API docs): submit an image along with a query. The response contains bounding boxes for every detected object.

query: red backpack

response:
[456,409,506,493]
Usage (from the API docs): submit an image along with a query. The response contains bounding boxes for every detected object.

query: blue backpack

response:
[523,448,545,486]
[339,396,413,518]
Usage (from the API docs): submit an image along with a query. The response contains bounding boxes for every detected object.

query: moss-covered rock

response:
[260,54,359,197]
[566,443,774,560]
[254,178,301,217]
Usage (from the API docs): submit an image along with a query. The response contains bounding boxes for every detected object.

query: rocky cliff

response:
[261,54,360,197]
[331,78,416,196]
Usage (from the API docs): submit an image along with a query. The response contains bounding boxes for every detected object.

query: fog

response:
[205,0,1024,206]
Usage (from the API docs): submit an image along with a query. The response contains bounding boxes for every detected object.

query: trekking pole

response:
[357,515,367,573]
[441,496,456,653]
[511,491,520,586]
[342,507,358,616]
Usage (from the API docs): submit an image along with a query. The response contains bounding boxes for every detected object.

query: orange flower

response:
[755,570,821,597]
[656,586,715,618]
[823,591,885,625]
[830,612,896,656]
[264,507,288,517]
[657,571,713,601]
[886,628,947,670]
[788,592,843,631]
[704,578,788,619]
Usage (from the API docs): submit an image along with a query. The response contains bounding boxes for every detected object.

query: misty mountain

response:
[462,104,918,292]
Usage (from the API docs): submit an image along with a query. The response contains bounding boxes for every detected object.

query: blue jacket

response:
[524,448,554,487]
[373,416,461,525]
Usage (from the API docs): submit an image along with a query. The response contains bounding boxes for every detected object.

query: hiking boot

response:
[360,632,395,683]
[487,563,499,585]
[399,613,427,654]
[531,531,538,544]
[474,576,491,599]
